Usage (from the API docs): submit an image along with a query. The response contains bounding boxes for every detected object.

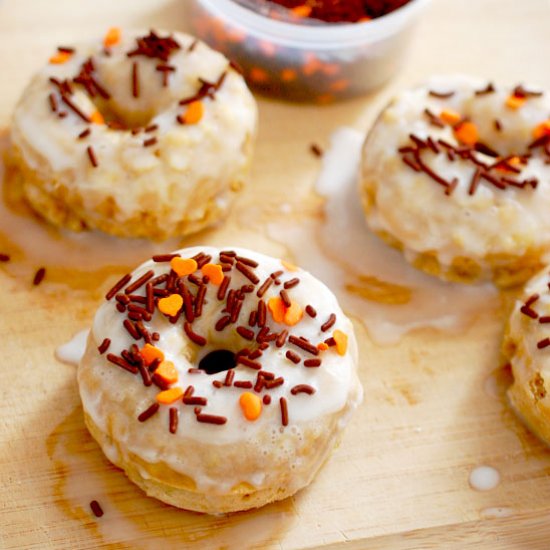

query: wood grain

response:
[2,0,550,548]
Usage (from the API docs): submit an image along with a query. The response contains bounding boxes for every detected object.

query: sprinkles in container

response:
[188,0,430,102]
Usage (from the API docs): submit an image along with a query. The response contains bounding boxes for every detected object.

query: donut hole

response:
[92,96,156,130]
[198,349,237,375]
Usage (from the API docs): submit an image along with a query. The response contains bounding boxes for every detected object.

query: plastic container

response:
[188,0,430,102]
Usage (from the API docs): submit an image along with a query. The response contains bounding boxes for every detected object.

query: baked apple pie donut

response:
[10,29,257,239]
[503,268,550,444]
[360,75,550,287]
[78,246,362,513]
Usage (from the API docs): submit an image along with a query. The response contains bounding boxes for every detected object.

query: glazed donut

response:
[360,75,550,287]
[503,268,550,445]
[9,29,257,239]
[77,246,362,513]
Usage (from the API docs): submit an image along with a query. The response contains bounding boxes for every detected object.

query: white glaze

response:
[55,329,89,366]
[361,75,550,278]
[270,127,498,344]
[469,465,501,491]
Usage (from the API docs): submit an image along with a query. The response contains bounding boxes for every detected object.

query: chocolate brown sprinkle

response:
[60,94,91,123]
[90,500,104,518]
[257,277,273,297]
[127,30,181,62]
[196,413,227,425]
[97,338,111,354]
[428,90,455,99]
[236,356,262,370]
[124,270,154,294]
[184,322,207,346]
[257,300,267,327]
[183,396,207,406]
[86,146,98,168]
[494,119,503,132]
[131,61,139,98]
[237,326,255,340]
[33,267,46,286]
[236,256,259,268]
[288,335,319,355]
[263,394,271,405]
[145,124,159,133]
[138,363,153,386]
[321,313,336,332]
[217,275,231,301]
[106,353,139,374]
[123,319,141,340]
[236,261,260,284]
[423,108,444,128]
[215,315,231,331]
[539,316,550,324]
[143,137,157,147]
[474,82,495,96]
[78,128,91,139]
[280,289,291,308]
[276,330,288,348]
[138,402,159,422]
[310,143,323,157]
[538,338,550,349]
[284,278,300,289]
[234,380,253,389]
[304,358,322,368]
[291,384,316,395]
[169,407,179,434]
[285,350,301,364]
[265,377,284,389]
[279,397,288,427]
[249,310,258,327]
[48,93,58,112]
[0,253,10,262]
[224,369,235,386]
[212,380,223,388]
[305,305,317,318]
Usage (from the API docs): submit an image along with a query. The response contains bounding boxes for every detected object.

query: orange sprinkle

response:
[154,360,178,385]
[358,16,372,22]
[453,121,479,146]
[258,40,277,57]
[103,27,121,48]
[333,330,348,356]
[302,54,322,76]
[49,51,72,65]
[249,67,269,84]
[239,391,262,421]
[181,100,204,125]
[170,257,197,277]
[90,110,105,125]
[280,68,298,82]
[533,120,550,139]
[268,297,286,323]
[291,5,312,17]
[506,95,526,110]
[158,294,183,316]
[140,344,165,366]
[281,260,298,272]
[329,79,350,92]
[317,342,329,351]
[284,301,303,326]
[156,387,184,404]
[201,263,224,285]
[440,109,461,125]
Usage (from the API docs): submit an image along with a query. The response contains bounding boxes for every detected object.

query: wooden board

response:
[2,0,550,548]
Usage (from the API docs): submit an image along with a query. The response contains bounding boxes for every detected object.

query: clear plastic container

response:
[188,0,430,102]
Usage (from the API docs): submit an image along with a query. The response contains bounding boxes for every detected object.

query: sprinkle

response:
[288,335,319,355]
[440,109,461,125]
[276,330,288,347]
[305,305,317,318]
[236,355,262,370]
[138,363,153,386]
[106,274,132,300]
[284,278,300,289]
[123,319,141,340]
[256,277,273,297]
[235,261,260,284]
[237,326,255,340]
[138,402,160,421]
[177,100,204,125]
[86,146,98,168]
[215,315,231,331]
[304,358,322,367]
[505,95,526,110]
[239,391,262,421]
[182,396,207,406]
[321,313,337,332]
[235,256,259,268]
[0,253,10,262]
[196,413,227,425]
[224,369,235,386]
[127,30,181,62]
[280,289,292,308]
[104,27,121,47]
[317,342,329,351]
[257,299,267,327]
[184,322,207,346]
[60,94,91,123]
[310,143,323,157]
[90,110,104,125]
[263,394,271,405]
[143,137,157,147]
[284,301,303,326]
[474,82,495,96]
[153,360,178,385]
[539,316,550,324]
[428,90,455,99]
[234,380,253,389]
[268,297,285,323]
[468,168,482,196]
[49,51,72,64]
[78,128,91,139]
[131,61,139,98]
[202,263,224,285]
[153,253,180,263]
[156,387,184,404]
[333,330,348,355]
[169,407,179,434]
[423,108,444,128]
[279,397,288,426]
[124,270,154,294]
[145,124,159,133]
[97,338,111,354]
[494,119,503,132]
[537,338,550,349]
[291,384,316,395]
[454,121,479,146]
[33,267,46,286]
[285,350,301,364]
[90,500,104,518]
[170,257,197,277]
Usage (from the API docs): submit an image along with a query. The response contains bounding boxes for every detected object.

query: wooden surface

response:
[2,1,550,548]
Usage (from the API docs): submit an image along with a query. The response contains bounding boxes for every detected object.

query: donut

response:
[503,268,550,444]
[77,246,362,513]
[360,75,550,287]
[9,29,257,239]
